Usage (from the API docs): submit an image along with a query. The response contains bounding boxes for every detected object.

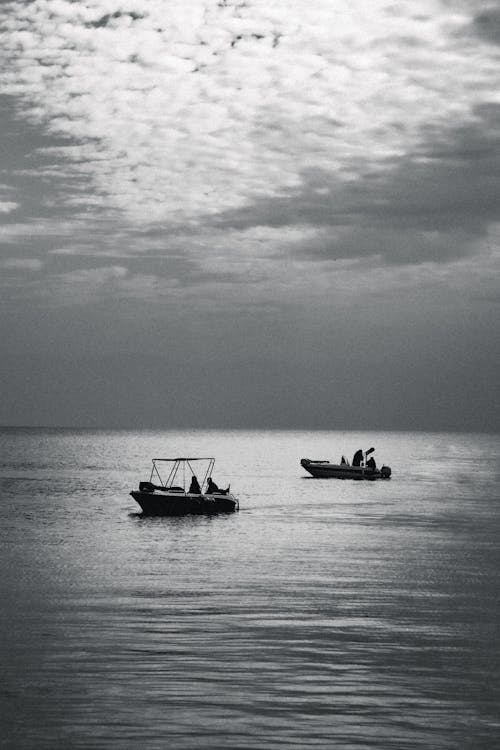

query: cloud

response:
[47,265,129,304]
[0,219,83,241]
[0,257,43,271]
[471,4,500,45]
[0,0,499,315]
[0,200,18,213]
[210,102,500,265]
[2,0,498,228]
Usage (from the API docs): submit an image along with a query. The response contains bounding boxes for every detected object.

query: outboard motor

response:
[380,466,391,479]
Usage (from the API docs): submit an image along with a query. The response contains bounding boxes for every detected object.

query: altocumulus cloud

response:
[0,0,499,304]
[1,0,498,220]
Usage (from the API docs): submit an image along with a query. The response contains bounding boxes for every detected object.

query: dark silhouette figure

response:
[189,475,201,494]
[206,477,219,494]
[352,449,364,467]
[340,455,348,465]
[366,456,376,470]
[207,477,230,495]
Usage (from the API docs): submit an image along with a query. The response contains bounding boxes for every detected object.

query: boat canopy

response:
[149,457,216,492]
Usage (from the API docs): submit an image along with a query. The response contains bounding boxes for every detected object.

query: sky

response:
[0,0,499,430]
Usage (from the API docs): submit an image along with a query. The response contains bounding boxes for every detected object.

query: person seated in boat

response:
[189,475,201,494]
[352,449,364,467]
[206,477,230,495]
[366,456,376,470]
[340,455,349,465]
[206,477,220,494]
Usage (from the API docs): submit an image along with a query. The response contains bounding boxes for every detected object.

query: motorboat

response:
[130,457,239,515]
[301,448,391,480]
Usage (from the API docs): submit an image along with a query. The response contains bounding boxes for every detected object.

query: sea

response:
[0,427,499,749]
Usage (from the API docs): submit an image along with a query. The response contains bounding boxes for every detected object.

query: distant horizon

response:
[1,423,498,436]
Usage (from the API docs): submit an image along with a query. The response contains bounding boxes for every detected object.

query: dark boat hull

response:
[130,490,239,515]
[301,459,391,480]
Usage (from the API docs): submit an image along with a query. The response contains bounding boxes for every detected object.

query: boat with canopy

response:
[130,457,239,515]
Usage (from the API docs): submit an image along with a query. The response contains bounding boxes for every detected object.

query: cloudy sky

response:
[1,0,499,430]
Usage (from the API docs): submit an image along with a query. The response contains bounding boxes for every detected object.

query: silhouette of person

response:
[189,475,201,494]
[206,477,219,494]
[352,449,364,467]
[366,456,376,470]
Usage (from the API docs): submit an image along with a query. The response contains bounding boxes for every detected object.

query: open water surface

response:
[0,428,499,749]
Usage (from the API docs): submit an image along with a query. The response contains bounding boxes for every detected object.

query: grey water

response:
[0,428,499,749]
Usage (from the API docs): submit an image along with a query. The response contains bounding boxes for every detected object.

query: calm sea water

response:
[0,428,499,749]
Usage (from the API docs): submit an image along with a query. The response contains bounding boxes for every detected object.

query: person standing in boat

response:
[189,475,201,494]
[352,449,364,467]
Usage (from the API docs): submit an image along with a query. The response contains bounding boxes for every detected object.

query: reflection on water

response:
[0,429,499,748]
